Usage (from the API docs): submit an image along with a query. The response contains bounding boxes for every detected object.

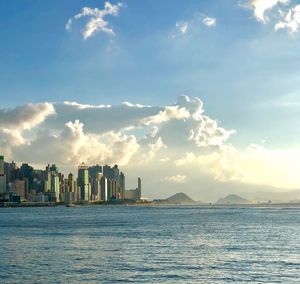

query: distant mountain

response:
[216,194,251,205]
[166,192,196,204]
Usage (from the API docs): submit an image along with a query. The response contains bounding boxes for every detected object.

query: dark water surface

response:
[0,205,300,283]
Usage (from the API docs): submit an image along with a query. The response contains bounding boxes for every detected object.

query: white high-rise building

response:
[51,175,60,201]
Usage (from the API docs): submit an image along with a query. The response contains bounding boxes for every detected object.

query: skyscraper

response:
[51,175,60,201]
[0,156,6,194]
[78,163,89,201]
[120,172,125,199]
[45,164,60,202]
[100,176,108,201]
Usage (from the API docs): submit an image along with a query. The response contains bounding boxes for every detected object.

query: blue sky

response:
[1,0,300,199]
[1,0,300,148]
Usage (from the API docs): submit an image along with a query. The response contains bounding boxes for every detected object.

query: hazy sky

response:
[1,0,300,201]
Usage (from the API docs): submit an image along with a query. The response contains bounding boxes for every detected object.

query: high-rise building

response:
[45,164,60,202]
[4,161,17,191]
[51,175,60,201]
[20,163,34,191]
[68,173,76,193]
[102,164,122,200]
[120,172,125,199]
[89,165,102,201]
[14,180,26,200]
[91,172,102,201]
[78,163,89,201]
[137,177,142,200]
[0,156,6,194]
[124,177,142,201]
[100,176,108,201]
[88,165,102,180]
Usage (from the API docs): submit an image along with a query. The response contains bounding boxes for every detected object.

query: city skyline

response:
[0,156,142,204]
[1,0,300,201]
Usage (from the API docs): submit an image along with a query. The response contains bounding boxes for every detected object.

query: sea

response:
[0,205,299,283]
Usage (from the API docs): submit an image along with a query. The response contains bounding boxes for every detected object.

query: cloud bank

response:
[1,96,299,198]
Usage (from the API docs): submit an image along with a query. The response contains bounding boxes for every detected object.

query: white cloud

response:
[175,145,300,189]
[248,0,289,23]
[0,102,55,130]
[15,120,140,167]
[202,16,217,27]
[165,174,187,183]
[142,106,190,125]
[66,1,123,39]
[0,103,55,149]
[275,5,300,32]
[64,101,111,109]
[0,96,233,166]
[2,97,300,198]
[122,102,151,108]
[146,137,167,162]
[176,21,189,34]
[188,115,235,147]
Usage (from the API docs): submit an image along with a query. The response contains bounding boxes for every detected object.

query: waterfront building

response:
[102,164,123,200]
[120,172,125,199]
[51,175,60,202]
[88,165,102,180]
[78,163,89,201]
[0,156,6,194]
[137,177,142,200]
[14,180,26,200]
[19,163,34,191]
[100,176,108,201]
[124,177,142,201]
[4,161,17,191]
[91,172,102,201]
[89,165,102,201]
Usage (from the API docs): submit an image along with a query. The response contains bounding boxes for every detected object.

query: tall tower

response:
[0,156,6,194]
[68,173,76,192]
[120,172,125,199]
[137,177,141,200]
[78,163,89,201]
[100,176,108,201]
[51,175,60,201]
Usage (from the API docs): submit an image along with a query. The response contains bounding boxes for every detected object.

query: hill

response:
[216,194,251,205]
[166,192,196,204]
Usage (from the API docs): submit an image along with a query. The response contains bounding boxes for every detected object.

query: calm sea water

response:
[0,205,300,283]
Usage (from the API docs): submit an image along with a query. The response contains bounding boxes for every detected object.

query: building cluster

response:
[0,156,141,203]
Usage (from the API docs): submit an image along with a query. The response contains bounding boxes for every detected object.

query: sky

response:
[1,0,300,201]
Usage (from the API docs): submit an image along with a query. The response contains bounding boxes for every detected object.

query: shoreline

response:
[1,201,300,208]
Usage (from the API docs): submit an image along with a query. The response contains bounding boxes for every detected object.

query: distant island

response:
[216,194,251,205]
[154,192,198,205]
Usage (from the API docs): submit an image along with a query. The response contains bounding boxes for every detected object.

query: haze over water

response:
[1,205,299,283]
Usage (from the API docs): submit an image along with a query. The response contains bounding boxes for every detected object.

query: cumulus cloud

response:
[142,106,190,125]
[202,16,217,27]
[150,95,235,148]
[275,5,300,32]
[2,97,300,196]
[175,144,300,189]
[247,0,289,23]
[0,103,55,148]
[0,103,55,130]
[165,174,187,183]
[145,137,167,162]
[66,1,123,39]
[0,96,235,192]
[15,120,140,167]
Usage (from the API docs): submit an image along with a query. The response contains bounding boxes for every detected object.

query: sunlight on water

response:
[0,206,300,283]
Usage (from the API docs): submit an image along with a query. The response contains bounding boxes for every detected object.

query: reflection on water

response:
[0,205,300,283]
